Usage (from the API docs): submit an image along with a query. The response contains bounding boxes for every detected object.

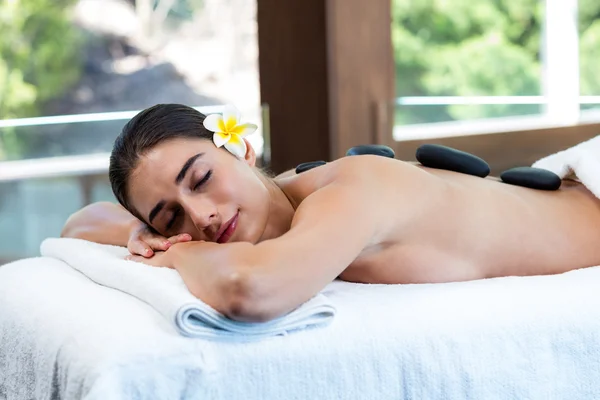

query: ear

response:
[243,138,257,167]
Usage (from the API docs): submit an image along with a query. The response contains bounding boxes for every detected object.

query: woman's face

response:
[127,137,271,244]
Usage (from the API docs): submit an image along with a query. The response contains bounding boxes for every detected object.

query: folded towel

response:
[532,135,600,198]
[40,238,336,341]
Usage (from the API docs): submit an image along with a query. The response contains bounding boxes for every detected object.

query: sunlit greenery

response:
[0,0,82,119]
[392,0,600,124]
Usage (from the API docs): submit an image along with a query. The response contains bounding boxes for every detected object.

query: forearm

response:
[236,182,377,321]
[162,240,284,322]
[238,242,342,322]
[61,201,140,246]
[168,241,327,322]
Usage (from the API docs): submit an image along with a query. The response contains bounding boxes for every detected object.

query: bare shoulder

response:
[274,156,432,207]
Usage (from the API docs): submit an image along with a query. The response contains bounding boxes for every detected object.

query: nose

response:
[181,197,219,238]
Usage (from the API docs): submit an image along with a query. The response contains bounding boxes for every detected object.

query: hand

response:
[127,220,192,258]
[125,249,174,268]
[125,241,220,271]
[129,241,251,314]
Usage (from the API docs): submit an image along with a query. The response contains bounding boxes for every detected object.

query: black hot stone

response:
[346,144,395,159]
[295,161,327,174]
[500,167,561,191]
[415,144,490,178]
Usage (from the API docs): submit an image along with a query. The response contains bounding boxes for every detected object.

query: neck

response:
[259,173,296,241]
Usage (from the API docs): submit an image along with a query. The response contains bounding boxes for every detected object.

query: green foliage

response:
[0,0,82,118]
[579,0,600,110]
[580,20,600,96]
[392,0,564,124]
[578,0,600,33]
[425,33,540,119]
[0,0,82,158]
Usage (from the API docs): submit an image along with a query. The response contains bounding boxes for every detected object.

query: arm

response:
[61,202,140,246]
[241,180,381,320]
[159,172,384,322]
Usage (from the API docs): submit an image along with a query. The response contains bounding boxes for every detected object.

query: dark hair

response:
[109,104,213,219]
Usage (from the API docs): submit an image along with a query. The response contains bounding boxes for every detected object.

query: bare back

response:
[276,156,600,285]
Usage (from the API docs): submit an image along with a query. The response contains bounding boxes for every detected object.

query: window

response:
[579,0,600,114]
[392,0,597,140]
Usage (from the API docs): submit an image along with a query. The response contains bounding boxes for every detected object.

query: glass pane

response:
[579,0,600,113]
[0,176,115,261]
[0,120,124,161]
[391,0,544,126]
[0,0,260,262]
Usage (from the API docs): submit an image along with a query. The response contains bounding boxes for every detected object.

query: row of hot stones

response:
[294,144,562,191]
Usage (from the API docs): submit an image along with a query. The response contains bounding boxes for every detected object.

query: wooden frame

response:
[257,0,395,174]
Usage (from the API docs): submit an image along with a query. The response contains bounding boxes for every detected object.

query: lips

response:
[216,212,239,244]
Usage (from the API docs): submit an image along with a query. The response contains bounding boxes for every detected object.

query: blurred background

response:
[0,0,597,261]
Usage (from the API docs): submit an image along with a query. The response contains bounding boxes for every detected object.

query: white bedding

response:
[2,250,600,399]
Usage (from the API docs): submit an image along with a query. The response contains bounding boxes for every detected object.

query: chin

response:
[255,224,274,243]
[239,212,269,244]
[244,223,263,244]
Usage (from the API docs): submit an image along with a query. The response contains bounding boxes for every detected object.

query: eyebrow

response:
[175,153,204,185]
[147,152,204,224]
[148,200,165,225]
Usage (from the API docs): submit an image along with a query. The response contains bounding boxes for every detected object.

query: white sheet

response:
[3,251,600,399]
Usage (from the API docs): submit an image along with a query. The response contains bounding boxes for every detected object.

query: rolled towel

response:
[40,238,336,341]
[532,135,600,199]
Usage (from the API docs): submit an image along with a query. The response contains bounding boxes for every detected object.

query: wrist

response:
[167,241,192,269]
[127,217,145,236]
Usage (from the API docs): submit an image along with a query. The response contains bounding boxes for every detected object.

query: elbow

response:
[220,269,278,323]
[196,243,283,323]
[60,221,79,239]
[60,210,85,239]
[60,219,88,240]
[60,202,112,239]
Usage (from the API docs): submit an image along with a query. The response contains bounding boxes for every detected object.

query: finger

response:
[127,240,154,258]
[125,253,171,269]
[125,254,144,263]
[167,233,192,244]
[143,236,173,251]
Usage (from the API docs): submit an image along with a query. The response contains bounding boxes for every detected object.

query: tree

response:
[579,0,600,98]
[391,0,600,124]
[0,0,82,159]
[0,0,82,119]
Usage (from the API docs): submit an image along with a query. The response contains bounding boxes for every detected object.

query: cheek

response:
[212,175,247,207]
[218,169,263,204]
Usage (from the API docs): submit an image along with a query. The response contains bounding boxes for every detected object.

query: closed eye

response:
[193,170,212,191]
[164,170,212,232]
[166,208,181,231]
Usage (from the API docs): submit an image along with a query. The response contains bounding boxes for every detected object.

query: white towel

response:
[532,134,600,198]
[39,238,336,341]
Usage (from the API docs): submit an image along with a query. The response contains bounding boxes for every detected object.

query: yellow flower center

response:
[218,117,238,134]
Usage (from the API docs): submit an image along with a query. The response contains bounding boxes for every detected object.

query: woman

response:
[62,104,600,323]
